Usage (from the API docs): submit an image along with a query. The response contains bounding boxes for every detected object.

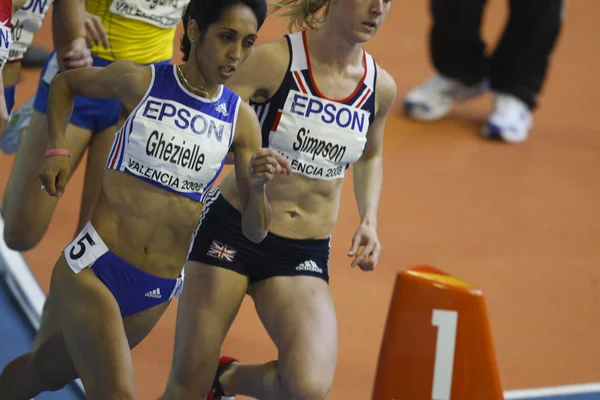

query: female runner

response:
[0,0,292,398]
[162,0,397,399]
[2,0,186,252]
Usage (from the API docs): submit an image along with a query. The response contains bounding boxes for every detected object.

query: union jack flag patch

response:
[207,240,236,262]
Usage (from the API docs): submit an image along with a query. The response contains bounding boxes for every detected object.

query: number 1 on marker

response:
[431,309,458,400]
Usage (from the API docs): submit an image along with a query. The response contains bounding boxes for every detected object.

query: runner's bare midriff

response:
[89,170,203,279]
[219,169,344,240]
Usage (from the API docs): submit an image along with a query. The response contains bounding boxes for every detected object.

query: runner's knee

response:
[3,221,41,251]
[89,384,137,400]
[29,350,71,392]
[276,360,333,400]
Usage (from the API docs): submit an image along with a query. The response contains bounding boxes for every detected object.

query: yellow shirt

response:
[86,0,183,64]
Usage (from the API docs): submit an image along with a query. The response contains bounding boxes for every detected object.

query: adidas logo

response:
[145,288,162,299]
[295,260,323,274]
[215,103,228,116]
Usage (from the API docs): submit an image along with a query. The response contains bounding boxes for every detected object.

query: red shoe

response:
[206,356,238,400]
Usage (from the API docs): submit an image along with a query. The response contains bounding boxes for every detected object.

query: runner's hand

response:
[85,12,110,49]
[58,37,93,71]
[348,224,381,271]
[39,153,70,197]
[249,148,292,188]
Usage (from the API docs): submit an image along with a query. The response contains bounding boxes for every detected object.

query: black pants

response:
[429,0,564,109]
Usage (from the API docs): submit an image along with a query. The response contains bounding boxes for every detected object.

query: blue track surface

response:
[507,393,600,400]
[0,279,84,400]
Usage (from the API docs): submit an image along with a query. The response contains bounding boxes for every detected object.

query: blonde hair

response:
[269,0,330,32]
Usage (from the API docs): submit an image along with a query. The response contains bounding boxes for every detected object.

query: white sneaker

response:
[0,95,35,154]
[403,74,489,121]
[481,93,532,143]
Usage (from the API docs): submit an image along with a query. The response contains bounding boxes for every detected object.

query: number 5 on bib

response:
[371,266,504,400]
[63,222,110,273]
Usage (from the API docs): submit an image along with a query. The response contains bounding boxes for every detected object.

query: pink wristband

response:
[45,149,71,157]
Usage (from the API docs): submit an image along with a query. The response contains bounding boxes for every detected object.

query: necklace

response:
[176,64,218,100]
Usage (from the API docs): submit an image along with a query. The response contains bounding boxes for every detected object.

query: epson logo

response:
[287,92,367,133]
[141,98,228,143]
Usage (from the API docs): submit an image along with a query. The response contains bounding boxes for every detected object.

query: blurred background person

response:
[403,0,564,143]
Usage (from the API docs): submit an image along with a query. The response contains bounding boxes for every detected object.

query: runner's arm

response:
[52,0,87,53]
[352,67,397,228]
[52,0,93,70]
[230,101,273,243]
[47,60,150,150]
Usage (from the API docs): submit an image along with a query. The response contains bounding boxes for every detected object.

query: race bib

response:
[109,0,184,29]
[269,90,369,180]
[0,25,11,68]
[124,96,233,195]
[10,0,53,61]
[63,222,109,273]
